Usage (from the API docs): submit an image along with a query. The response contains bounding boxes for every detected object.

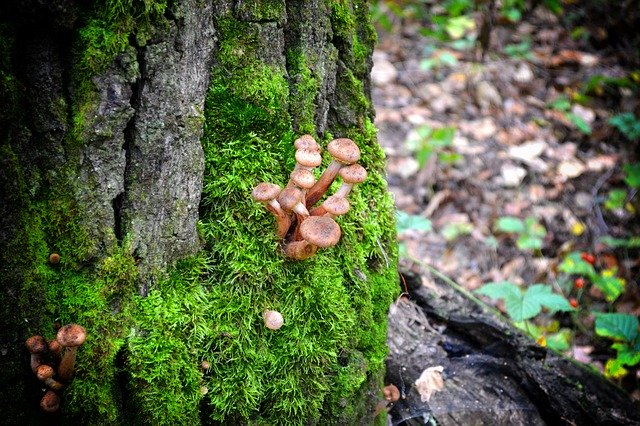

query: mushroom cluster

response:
[25,324,86,413]
[252,135,367,260]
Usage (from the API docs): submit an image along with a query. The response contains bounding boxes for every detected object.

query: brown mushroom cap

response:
[295,149,322,168]
[327,138,360,165]
[36,364,55,381]
[277,187,304,211]
[49,253,61,264]
[300,216,342,248]
[290,169,315,189]
[294,134,320,152]
[322,196,350,216]
[252,182,281,202]
[56,324,86,348]
[338,163,367,184]
[26,335,48,354]
[383,384,400,402]
[40,390,60,412]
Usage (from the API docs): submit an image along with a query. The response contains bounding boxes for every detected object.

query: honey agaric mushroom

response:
[282,239,318,260]
[277,187,310,218]
[294,149,322,171]
[40,390,60,413]
[289,168,315,190]
[25,335,48,373]
[263,310,284,330]
[48,339,62,364]
[36,365,64,391]
[334,163,367,199]
[294,134,320,152]
[56,324,86,382]
[49,253,60,264]
[383,384,400,402]
[310,195,350,217]
[282,216,341,259]
[306,138,361,207]
[252,182,291,239]
[301,216,342,248]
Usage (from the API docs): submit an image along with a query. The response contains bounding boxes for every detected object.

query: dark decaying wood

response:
[385,268,640,425]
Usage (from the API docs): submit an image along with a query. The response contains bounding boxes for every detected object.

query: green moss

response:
[235,0,287,23]
[287,49,320,134]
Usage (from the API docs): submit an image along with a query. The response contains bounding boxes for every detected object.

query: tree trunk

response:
[0,1,398,424]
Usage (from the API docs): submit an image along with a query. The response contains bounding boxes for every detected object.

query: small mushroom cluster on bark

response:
[25,324,86,413]
[252,135,367,260]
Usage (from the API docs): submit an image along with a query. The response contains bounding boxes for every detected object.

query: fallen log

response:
[385,267,640,425]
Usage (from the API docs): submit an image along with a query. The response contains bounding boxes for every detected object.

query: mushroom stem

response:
[305,160,342,208]
[264,201,292,239]
[56,324,86,383]
[333,182,354,199]
[58,346,78,382]
[36,365,64,391]
[25,335,48,373]
[282,240,317,260]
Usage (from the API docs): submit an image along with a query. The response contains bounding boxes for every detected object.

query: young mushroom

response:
[305,138,361,207]
[383,384,400,402]
[56,324,86,382]
[277,187,310,218]
[309,195,350,217]
[293,134,321,152]
[333,163,367,199]
[263,310,284,330]
[40,390,60,413]
[294,149,322,171]
[289,168,316,191]
[36,364,64,391]
[282,216,341,259]
[25,335,48,373]
[252,182,291,239]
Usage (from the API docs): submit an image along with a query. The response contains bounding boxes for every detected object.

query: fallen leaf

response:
[558,160,586,179]
[508,140,547,163]
[500,164,527,187]
[414,366,445,402]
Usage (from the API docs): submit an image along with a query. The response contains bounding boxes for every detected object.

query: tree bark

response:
[0,1,398,424]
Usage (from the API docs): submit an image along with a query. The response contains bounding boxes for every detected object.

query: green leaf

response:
[604,189,627,210]
[526,284,573,312]
[516,234,543,250]
[547,96,571,111]
[445,15,475,39]
[592,270,625,302]
[566,112,592,134]
[623,163,640,187]
[609,113,640,141]
[558,252,596,277]
[441,222,473,241]
[525,217,547,238]
[599,236,640,248]
[396,211,433,233]
[494,216,526,233]
[476,281,522,315]
[546,329,571,351]
[595,313,639,342]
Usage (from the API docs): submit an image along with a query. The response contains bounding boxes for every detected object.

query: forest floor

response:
[371,4,640,399]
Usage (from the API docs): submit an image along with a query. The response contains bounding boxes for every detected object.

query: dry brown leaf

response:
[414,366,445,402]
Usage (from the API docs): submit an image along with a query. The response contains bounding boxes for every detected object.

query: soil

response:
[372,1,640,404]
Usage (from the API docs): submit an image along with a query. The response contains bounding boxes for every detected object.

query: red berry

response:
[569,298,578,308]
[574,277,585,289]
[580,252,596,265]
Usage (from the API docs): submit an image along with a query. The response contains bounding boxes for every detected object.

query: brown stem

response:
[282,240,317,260]
[305,161,343,208]
[265,203,292,239]
[58,347,78,382]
